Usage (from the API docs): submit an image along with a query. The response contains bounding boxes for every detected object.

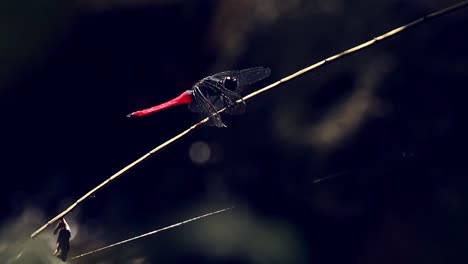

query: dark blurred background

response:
[1,0,468,263]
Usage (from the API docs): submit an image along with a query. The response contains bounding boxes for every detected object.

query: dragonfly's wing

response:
[187,92,205,113]
[188,87,226,127]
[200,79,246,115]
[208,67,271,94]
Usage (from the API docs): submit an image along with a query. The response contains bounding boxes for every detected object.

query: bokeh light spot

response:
[189,141,211,164]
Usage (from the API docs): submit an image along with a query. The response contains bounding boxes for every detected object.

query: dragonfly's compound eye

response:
[223,76,238,90]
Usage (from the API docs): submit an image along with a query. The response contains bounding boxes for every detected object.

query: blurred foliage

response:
[1,0,468,263]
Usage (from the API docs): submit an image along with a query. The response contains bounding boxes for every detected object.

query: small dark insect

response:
[52,218,72,262]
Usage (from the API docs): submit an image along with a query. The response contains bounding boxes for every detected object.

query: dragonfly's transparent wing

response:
[187,92,205,113]
[188,87,226,127]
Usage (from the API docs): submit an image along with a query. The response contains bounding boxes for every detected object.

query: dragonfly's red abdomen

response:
[127,90,193,118]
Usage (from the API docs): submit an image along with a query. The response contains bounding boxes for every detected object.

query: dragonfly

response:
[127,67,271,127]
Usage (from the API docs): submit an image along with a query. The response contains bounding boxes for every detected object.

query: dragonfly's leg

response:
[222,94,246,115]
[221,94,236,107]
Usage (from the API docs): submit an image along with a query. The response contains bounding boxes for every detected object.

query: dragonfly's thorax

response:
[188,67,270,127]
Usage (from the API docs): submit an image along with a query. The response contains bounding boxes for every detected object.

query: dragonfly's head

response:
[223,76,238,91]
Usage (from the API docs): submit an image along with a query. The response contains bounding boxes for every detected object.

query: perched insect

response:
[127,67,271,127]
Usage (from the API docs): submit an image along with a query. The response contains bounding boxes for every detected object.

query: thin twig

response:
[30,0,468,239]
[70,206,234,261]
